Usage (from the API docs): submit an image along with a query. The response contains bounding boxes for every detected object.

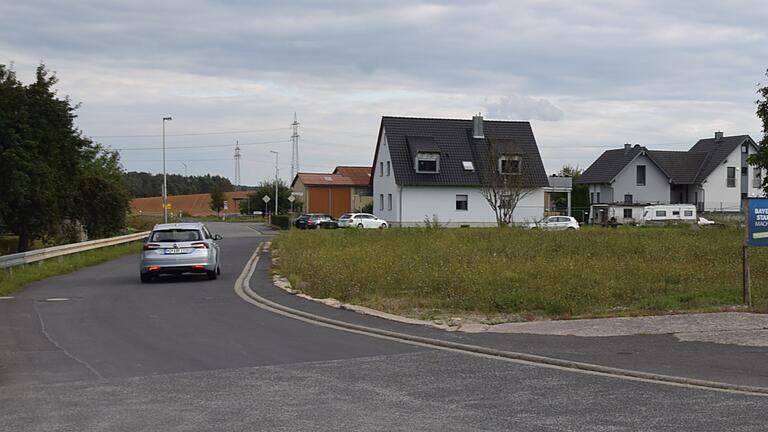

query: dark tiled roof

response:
[379,116,549,187]
[578,135,756,186]
[577,146,644,184]
[689,135,752,182]
[646,150,708,184]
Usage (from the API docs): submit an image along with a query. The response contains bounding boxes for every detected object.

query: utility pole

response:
[162,116,172,223]
[270,150,279,215]
[290,113,300,182]
[234,141,241,191]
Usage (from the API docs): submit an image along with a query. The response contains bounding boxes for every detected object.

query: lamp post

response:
[162,116,172,223]
[270,150,279,216]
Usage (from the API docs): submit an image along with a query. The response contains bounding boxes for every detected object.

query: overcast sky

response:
[2,1,767,186]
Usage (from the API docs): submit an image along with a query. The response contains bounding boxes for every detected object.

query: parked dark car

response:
[294,213,336,229]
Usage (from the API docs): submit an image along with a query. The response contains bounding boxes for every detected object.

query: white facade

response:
[372,128,546,227]
[701,144,765,212]
[372,130,399,222]
[610,153,671,203]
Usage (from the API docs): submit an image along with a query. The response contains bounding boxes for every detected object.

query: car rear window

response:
[150,229,201,242]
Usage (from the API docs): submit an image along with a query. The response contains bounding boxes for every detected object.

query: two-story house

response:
[371,115,560,226]
[578,132,764,223]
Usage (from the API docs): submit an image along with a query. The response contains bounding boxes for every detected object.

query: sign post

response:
[262,195,271,223]
[744,197,768,306]
[288,195,296,213]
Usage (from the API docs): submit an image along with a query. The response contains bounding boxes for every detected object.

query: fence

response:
[0,231,150,269]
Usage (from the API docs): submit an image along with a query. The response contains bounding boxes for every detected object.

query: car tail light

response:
[143,243,160,250]
[191,242,209,249]
[192,265,205,269]
[148,266,160,271]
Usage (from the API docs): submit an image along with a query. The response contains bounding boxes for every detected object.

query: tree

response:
[239,180,292,215]
[748,69,768,194]
[478,138,537,227]
[558,165,590,222]
[75,145,131,238]
[209,185,226,215]
[0,63,131,250]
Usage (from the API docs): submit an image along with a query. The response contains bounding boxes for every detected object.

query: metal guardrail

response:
[0,231,150,269]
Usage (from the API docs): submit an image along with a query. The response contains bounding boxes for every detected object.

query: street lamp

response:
[162,116,172,223]
[270,150,279,216]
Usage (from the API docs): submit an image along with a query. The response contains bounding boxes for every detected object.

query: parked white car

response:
[338,213,389,229]
[529,216,580,230]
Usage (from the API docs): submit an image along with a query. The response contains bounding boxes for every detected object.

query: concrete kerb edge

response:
[240,242,768,397]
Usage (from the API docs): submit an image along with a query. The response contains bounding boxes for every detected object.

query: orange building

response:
[291,166,372,218]
[130,191,251,216]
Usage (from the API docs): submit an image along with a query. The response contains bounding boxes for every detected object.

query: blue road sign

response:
[746,198,768,247]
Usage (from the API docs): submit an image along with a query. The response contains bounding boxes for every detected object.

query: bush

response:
[271,215,291,230]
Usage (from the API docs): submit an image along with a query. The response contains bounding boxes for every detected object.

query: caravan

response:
[639,205,697,225]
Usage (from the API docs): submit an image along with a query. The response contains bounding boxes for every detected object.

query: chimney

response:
[714,131,724,141]
[624,143,632,153]
[472,113,484,139]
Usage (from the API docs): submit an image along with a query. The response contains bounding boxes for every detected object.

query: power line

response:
[114,139,291,151]
[91,127,291,139]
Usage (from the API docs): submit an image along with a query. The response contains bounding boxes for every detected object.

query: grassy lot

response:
[272,226,768,320]
[0,242,141,297]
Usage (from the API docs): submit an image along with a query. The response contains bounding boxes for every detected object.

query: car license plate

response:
[165,248,184,254]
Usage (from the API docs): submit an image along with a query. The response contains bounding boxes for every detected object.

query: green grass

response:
[0,242,142,297]
[272,226,768,319]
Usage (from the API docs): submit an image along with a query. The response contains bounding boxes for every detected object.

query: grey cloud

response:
[484,95,564,122]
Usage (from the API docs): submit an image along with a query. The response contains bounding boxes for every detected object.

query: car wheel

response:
[216,265,221,275]
[206,270,218,280]
[379,223,387,229]
[357,223,364,229]
[567,227,576,230]
[140,273,152,283]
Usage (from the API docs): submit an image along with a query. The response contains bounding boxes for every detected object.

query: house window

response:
[499,154,521,174]
[636,165,646,186]
[387,194,392,211]
[386,161,391,176]
[462,161,474,171]
[624,194,633,204]
[727,167,736,187]
[742,144,748,153]
[379,162,383,177]
[456,194,468,211]
[755,170,763,188]
[656,210,667,217]
[673,211,680,216]
[684,210,693,217]
[596,192,601,203]
[742,166,748,176]
[415,152,439,173]
[623,208,632,219]
[379,194,384,210]
[590,192,594,203]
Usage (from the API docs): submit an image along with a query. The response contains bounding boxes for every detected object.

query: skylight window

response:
[462,161,474,171]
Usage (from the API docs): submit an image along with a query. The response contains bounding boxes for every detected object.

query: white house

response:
[371,115,558,227]
[578,132,765,223]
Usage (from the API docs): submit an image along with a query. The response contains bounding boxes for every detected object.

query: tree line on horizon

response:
[124,171,237,198]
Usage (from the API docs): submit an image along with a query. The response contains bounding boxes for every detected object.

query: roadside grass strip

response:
[0,242,142,297]
[272,226,768,319]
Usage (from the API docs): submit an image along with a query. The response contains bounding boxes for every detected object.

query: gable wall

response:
[372,130,400,223]
[611,153,670,203]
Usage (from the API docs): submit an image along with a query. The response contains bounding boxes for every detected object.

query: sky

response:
[2,0,767,186]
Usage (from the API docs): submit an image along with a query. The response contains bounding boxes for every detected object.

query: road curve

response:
[1,222,766,431]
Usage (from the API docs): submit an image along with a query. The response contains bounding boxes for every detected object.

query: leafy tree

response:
[123,171,234,198]
[0,63,130,251]
[748,69,768,194]
[75,145,130,238]
[239,180,292,215]
[209,185,226,215]
[558,165,590,222]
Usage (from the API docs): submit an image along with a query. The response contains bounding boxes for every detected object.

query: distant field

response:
[272,226,768,320]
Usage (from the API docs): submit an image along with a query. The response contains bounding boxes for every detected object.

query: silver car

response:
[140,222,222,283]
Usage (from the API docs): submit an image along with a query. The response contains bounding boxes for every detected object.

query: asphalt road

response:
[1,222,767,431]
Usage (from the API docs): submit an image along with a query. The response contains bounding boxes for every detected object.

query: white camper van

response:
[639,205,697,225]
